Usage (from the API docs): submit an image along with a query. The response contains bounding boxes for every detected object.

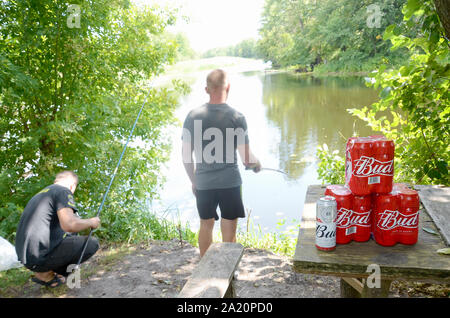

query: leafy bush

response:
[91,201,197,245]
[316,144,346,185]
[236,212,299,256]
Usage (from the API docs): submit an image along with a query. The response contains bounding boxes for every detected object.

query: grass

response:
[0,243,139,298]
[208,209,300,257]
[0,266,33,297]
[236,210,299,257]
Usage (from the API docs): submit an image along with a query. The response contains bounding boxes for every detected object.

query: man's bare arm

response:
[182,141,195,185]
[57,208,100,233]
[237,143,261,172]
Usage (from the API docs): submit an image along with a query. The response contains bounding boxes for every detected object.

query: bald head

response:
[54,170,78,194]
[206,69,229,92]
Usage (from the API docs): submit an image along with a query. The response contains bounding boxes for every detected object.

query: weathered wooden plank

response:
[415,185,450,246]
[361,279,392,298]
[340,278,362,298]
[342,277,364,294]
[178,243,244,298]
[293,185,450,283]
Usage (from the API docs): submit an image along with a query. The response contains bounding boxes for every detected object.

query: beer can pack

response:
[315,196,337,251]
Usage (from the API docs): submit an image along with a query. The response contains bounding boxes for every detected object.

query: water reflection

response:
[261,73,378,179]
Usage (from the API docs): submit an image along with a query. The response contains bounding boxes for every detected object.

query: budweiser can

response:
[345,135,394,196]
[373,187,419,246]
[324,185,371,244]
[315,196,337,251]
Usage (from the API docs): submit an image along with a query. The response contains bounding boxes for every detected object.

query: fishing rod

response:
[246,166,289,176]
[259,167,289,176]
[74,86,153,271]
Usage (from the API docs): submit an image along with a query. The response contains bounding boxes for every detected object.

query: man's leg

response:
[195,189,219,257]
[221,218,238,242]
[218,186,245,243]
[44,235,100,276]
[199,218,215,257]
[33,270,64,286]
[24,263,66,287]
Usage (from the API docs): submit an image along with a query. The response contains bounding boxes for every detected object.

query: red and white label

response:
[352,156,394,177]
[335,208,371,228]
[377,210,419,230]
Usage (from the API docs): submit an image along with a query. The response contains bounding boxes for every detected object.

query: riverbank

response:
[266,65,371,77]
[156,56,270,87]
[1,240,448,298]
[161,57,371,81]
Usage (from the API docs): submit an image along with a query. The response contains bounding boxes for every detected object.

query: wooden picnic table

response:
[293,185,450,298]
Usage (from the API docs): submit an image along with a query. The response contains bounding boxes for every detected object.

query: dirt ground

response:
[15,240,449,298]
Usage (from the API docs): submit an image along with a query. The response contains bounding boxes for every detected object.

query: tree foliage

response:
[203,38,261,59]
[349,0,449,185]
[0,0,187,241]
[258,0,410,71]
[167,32,198,61]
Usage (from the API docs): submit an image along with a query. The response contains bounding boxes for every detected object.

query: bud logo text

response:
[377,210,419,230]
[353,156,393,177]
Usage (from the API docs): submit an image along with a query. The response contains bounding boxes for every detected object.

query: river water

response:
[152,69,378,235]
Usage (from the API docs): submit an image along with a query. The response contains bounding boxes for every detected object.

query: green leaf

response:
[403,0,422,20]
[436,161,449,175]
[422,227,438,235]
[436,248,450,255]
[380,87,392,99]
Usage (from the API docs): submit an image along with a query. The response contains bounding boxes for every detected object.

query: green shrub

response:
[92,201,197,246]
[316,144,346,185]
[236,212,299,257]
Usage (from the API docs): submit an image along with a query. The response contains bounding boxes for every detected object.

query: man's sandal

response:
[31,275,64,288]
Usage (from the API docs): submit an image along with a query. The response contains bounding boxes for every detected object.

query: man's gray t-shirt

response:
[182,103,249,190]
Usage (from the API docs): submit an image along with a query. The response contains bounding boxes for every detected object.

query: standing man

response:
[182,69,261,257]
[15,171,100,288]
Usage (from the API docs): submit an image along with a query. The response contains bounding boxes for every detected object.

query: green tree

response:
[169,32,198,61]
[203,38,261,59]
[349,0,449,185]
[258,0,409,72]
[0,0,187,241]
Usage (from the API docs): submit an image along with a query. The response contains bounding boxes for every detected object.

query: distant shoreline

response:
[161,57,371,84]
[264,68,371,77]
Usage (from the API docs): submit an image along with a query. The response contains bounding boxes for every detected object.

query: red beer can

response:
[398,189,420,245]
[374,192,399,246]
[373,187,419,246]
[352,195,372,242]
[346,135,394,196]
[325,185,353,244]
[325,185,371,244]
[347,137,373,196]
[372,138,395,194]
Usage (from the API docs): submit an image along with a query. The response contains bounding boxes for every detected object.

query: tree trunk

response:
[433,0,450,40]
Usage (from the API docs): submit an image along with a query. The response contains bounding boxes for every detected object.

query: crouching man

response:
[15,171,100,288]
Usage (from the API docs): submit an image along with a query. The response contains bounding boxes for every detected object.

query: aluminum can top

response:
[317,196,337,223]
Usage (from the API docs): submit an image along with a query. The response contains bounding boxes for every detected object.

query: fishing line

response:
[75,85,153,270]
[246,166,290,176]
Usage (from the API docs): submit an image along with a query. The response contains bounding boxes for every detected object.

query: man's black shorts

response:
[195,186,246,221]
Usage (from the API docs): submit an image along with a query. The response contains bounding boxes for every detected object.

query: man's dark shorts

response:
[195,186,246,221]
[24,235,99,277]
